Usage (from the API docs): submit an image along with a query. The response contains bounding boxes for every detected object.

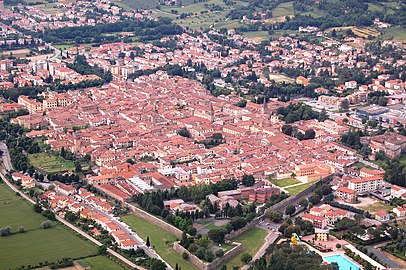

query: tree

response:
[60,147,66,158]
[146,236,151,247]
[182,252,189,260]
[177,128,191,138]
[215,249,224,258]
[208,228,226,243]
[299,198,308,209]
[241,253,252,264]
[340,99,349,111]
[281,124,293,136]
[0,226,12,236]
[285,205,296,216]
[149,259,166,270]
[18,226,25,233]
[267,211,283,223]
[41,220,52,229]
[98,245,107,255]
[304,129,316,140]
[75,162,82,173]
[236,99,247,108]
[309,193,321,205]
[242,175,255,187]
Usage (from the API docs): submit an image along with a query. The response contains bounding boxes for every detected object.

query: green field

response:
[122,214,199,270]
[80,256,128,270]
[272,1,294,18]
[285,182,315,195]
[218,227,267,270]
[270,178,301,188]
[0,183,98,269]
[28,152,75,173]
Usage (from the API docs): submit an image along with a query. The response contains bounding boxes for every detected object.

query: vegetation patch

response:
[270,178,301,188]
[80,256,127,270]
[28,152,75,173]
[217,227,267,270]
[285,182,315,195]
[122,214,199,270]
[0,184,97,269]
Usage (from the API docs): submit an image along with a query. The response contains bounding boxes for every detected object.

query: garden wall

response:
[173,241,243,270]
[126,203,183,238]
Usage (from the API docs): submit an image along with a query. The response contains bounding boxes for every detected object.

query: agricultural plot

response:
[351,27,380,38]
[0,183,98,269]
[28,153,75,173]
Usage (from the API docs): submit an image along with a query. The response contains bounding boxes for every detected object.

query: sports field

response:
[122,214,199,270]
[28,152,75,173]
[0,183,98,269]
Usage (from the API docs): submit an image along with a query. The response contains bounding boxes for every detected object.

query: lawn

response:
[270,178,301,188]
[0,184,98,269]
[80,256,128,270]
[359,202,393,214]
[122,214,199,270]
[218,227,267,270]
[285,182,315,195]
[28,152,75,173]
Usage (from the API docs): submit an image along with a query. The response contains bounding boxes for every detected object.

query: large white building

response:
[348,176,384,193]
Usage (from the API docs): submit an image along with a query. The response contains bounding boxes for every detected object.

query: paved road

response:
[0,142,13,172]
[0,143,147,270]
[241,230,281,270]
[366,242,404,269]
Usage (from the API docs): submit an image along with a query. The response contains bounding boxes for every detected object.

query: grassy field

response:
[218,227,267,270]
[54,44,75,50]
[28,152,75,173]
[272,1,294,18]
[122,214,199,270]
[0,183,98,269]
[381,27,406,42]
[359,201,393,214]
[79,256,128,270]
[244,31,272,41]
[270,178,301,188]
[285,182,315,195]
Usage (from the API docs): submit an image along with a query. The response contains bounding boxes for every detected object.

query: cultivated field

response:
[217,227,267,270]
[28,152,75,173]
[122,214,199,270]
[0,183,98,269]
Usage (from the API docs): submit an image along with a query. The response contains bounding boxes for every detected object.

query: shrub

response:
[41,220,52,229]
[215,249,224,258]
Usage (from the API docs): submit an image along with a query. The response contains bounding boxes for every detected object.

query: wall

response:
[173,241,243,270]
[126,203,183,238]
[225,217,260,240]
